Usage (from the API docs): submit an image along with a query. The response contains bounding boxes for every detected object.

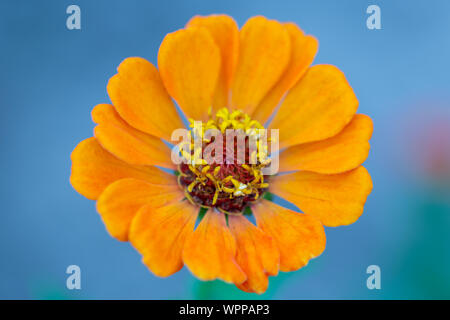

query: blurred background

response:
[1,0,449,299]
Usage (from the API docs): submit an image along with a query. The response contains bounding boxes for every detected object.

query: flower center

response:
[177,108,271,215]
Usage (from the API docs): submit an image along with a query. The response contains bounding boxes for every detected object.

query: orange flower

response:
[70,15,373,294]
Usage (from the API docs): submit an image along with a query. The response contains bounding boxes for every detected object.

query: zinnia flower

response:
[70,14,373,294]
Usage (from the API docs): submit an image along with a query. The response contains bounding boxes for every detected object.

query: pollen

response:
[177,108,272,214]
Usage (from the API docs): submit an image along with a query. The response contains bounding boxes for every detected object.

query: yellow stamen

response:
[179,107,271,211]
[212,189,219,205]
[187,180,198,192]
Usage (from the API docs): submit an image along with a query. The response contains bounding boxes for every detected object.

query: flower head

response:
[70,14,373,294]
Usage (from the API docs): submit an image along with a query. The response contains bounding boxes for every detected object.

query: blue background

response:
[1,0,450,299]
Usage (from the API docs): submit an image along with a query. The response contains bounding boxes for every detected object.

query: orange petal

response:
[252,23,318,124]
[270,166,373,227]
[269,64,358,149]
[96,178,184,241]
[158,27,221,121]
[231,16,291,115]
[252,200,326,272]
[228,215,279,294]
[107,57,184,141]
[92,104,175,169]
[186,15,239,111]
[279,114,373,174]
[182,211,246,284]
[129,201,198,277]
[70,137,175,200]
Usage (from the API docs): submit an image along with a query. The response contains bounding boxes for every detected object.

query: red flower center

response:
[176,108,271,215]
